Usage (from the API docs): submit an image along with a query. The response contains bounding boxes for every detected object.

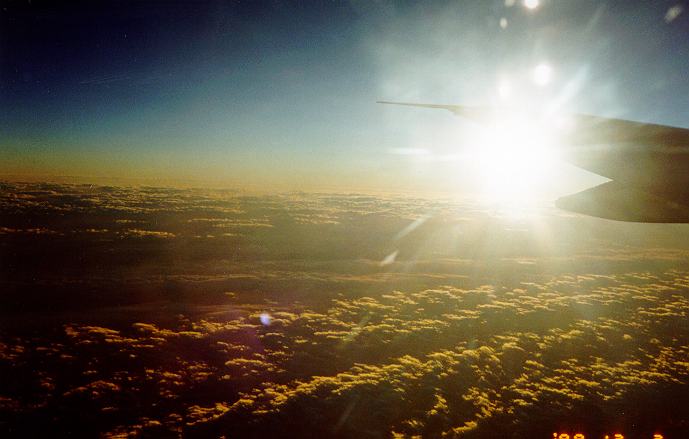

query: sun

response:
[467,111,562,205]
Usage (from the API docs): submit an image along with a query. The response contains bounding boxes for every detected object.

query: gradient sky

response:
[1,0,688,194]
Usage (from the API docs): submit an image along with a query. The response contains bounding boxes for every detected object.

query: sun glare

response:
[468,111,561,206]
[497,80,513,99]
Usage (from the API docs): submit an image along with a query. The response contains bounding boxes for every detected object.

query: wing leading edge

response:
[377,101,489,121]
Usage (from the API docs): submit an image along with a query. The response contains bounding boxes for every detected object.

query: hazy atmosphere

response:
[2,0,688,193]
[2,1,689,438]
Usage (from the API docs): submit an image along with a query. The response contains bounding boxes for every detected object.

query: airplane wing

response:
[378,101,689,222]
[555,181,689,223]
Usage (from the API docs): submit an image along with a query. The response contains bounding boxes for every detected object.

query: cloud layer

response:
[2,182,689,437]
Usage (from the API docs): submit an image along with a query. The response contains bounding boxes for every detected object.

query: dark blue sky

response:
[1,0,688,191]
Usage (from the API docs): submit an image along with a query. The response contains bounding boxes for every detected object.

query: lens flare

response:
[523,0,540,10]
[532,63,553,86]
